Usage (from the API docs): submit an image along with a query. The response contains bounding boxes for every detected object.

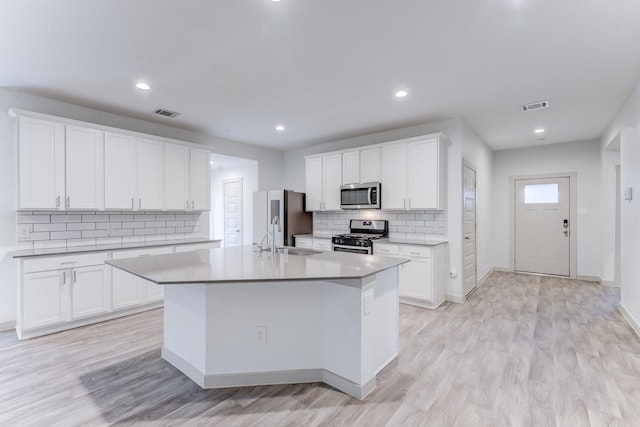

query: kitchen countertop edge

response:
[11,238,223,258]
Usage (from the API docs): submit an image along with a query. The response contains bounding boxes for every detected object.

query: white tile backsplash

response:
[16,210,209,250]
[313,209,447,239]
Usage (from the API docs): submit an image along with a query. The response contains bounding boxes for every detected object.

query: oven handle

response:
[332,243,372,255]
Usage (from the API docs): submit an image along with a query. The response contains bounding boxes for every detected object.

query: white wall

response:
[491,140,602,278]
[599,145,620,285]
[601,78,640,327]
[0,88,283,326]
[210,156,259,246]
[282,118,492,301]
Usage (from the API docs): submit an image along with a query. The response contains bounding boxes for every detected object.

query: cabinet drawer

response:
[312,239,332,251]
[23,252,108,273]
[295,237,313,249]
[400,245,432,258]
[374,243,400,256]
[113,246,173,259]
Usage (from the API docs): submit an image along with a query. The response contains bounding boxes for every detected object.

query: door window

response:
[524,183,558,204]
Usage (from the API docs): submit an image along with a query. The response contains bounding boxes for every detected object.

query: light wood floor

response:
[2,271,640,426]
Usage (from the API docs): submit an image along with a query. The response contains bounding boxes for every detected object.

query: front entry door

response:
[223,178,243,247]
[515,177,570,276]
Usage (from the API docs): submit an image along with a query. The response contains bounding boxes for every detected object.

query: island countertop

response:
[106,245,408,285]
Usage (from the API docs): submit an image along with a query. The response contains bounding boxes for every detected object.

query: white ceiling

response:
[2,1,640,151]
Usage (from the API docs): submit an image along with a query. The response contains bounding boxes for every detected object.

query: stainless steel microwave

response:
[340,182,381,209]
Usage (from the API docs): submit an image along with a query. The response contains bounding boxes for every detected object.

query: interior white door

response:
[224,178,243,247]
[463,165,477,294]
[515,177,570,276]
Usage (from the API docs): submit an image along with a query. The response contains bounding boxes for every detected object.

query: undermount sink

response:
[276,247,321,256]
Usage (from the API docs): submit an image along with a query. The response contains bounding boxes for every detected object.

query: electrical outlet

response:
[17,224,31,239]
[255,326,267,344]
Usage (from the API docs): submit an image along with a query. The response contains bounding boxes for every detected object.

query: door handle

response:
[465,236,470,240]
[563,230,569,236]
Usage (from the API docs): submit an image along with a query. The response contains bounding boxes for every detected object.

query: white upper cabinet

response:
[12,109,210,212]
[322,154,342,210]
[305,157,323,211]
[17,116,65,210]
[381,135,446,210]
[360,147,381,183]
[190,148,211,210]
[381,143,408,210]
[305,154,342,211]
[65,125,104,210]
[165,143,190,210]
[165,144,211,211]
[137,138,164,210]
[104,132,137,210]
[342,151,360,185]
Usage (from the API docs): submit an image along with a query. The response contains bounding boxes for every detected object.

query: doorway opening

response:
[510,173,577,278]
[210,154,258,247]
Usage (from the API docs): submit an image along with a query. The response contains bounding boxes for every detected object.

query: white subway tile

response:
[82,230,109,238]
[166,233,186,241]
[33,223,66,232]
[96,237,122,245]
[109,214,134,221]
[122,222,145,229]
[67,223,97,231]
[82,214,110,222]
[96,222,122,230]
[24,232,50,241]
[18,214,50,224]
[166,221,184,227]
[34,240,67,249]
[155,215,176,221]
[145,221,166,228]
[51,214,82,223]
[67,238,97,247]
[134,229,155,235]
[156,227,175,234]
[135,214,156,221]
[51,231,81,239]
[122,236,145,244]
[16,241,34,251]
[175,214,194,221]
[145,235,167,242]
[109,229,134,237]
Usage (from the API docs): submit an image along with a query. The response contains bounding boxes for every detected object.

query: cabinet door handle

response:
[60,271,65,285]
[408,198,411,209]
[56,196,60,208]
[131,198,134,209]
[191,200,194,209]
[66,196,70,208]
[186,200,189,209]
[139,198,142,209]
[73,270,77,283]
[403,199,406,209]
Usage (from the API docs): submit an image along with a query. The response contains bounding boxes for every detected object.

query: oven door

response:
[332,243,372,255]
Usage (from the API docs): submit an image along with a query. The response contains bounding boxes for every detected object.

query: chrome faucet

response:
[271,216,280,254]
[259,232,272,252]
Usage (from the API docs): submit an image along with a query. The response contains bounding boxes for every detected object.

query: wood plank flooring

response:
[2,271,640,426]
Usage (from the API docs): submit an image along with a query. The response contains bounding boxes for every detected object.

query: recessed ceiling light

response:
[395,90,408,98]
[275,125,285,131]
[271,0,281,2]
[534,128,545,134]
[136,82,151,90]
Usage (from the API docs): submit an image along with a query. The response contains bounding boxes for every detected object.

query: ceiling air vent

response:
[521,100,549,112]
[153,108,181,118]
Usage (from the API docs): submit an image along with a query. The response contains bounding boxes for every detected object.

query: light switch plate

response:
[578,207,589,215]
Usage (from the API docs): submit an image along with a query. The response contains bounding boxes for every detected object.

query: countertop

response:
[11,238,222,258]
[106,246,408,284]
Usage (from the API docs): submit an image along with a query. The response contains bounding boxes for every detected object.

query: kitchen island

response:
[107,246,408,399]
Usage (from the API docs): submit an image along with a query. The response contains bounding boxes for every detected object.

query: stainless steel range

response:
[331,219,389,255]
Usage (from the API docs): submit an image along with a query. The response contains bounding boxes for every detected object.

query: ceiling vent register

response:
[153,108,181,118]
[521,100,549,112]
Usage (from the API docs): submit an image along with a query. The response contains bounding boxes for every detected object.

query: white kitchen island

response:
[107,246,408,399]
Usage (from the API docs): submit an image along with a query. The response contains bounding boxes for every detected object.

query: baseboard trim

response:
[162,346,376,400]
[477,268,495,287]
[445,294,466,304]
[619,304,640,338]
[0,320,16,332]
[492,266,512,273]
[577,275,601,283]
[400,296,444,309]
[601,280,620,288]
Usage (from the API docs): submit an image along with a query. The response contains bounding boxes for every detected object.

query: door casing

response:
[508,172,577,278]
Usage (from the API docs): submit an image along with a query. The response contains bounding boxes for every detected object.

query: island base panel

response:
[161,268,399,400]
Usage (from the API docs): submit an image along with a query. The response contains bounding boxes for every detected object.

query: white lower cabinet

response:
[294,236,313,249]
[374,242,446,309]
[71,265,111,319]
[111,246,173,309]
[22,270,69,330]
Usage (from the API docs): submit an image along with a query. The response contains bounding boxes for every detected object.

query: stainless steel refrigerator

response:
[253,190,312,247]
